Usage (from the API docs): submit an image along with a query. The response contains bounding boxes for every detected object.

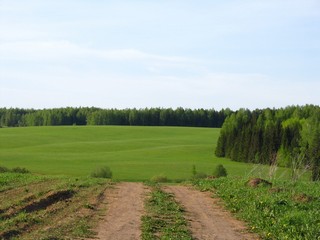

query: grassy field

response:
[1,126,296,181]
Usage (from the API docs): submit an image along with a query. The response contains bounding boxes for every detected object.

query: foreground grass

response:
[141,184,192,240]
[194,178,320,240]
[0,172,112,239]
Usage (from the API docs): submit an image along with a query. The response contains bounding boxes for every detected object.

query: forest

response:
[0,107,231,128]
[215,105,320,181]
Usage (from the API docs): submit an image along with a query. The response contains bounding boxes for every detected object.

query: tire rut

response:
[164,185,258,240]
[93,182,148,240]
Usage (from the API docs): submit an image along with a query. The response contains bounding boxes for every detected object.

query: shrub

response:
[0,166,30,174]
[214,164,227,177]
[0,166,10,173]
[150,175,168,183]
[11,167,30,174]
[90,166,112,179]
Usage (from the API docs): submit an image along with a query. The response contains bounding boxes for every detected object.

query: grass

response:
[193,178,320,240]
[0,126,299,181]
[141,184,192,240]
[0,172,112,239]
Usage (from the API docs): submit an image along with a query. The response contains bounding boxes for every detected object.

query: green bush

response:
[11,167,30,174]
[150,175,168,183]
[0,166,30,174]
[0,166,10,173]
[213,164,227,177]
[90,166,112,179]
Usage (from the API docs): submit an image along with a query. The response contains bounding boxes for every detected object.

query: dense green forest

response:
[215,105,320,181]
[0,107,231,128]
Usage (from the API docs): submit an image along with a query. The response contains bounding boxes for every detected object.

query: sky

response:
[0,0,319,110]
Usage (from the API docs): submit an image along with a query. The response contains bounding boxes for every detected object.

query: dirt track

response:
[93,183,257,240]
[164,185,258,240]
[93,182,147,240]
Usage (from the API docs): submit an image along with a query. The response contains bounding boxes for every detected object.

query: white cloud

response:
[0,40,192,63]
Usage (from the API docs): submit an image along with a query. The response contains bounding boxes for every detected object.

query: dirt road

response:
[164,185,258,240]
[93,182,147,240]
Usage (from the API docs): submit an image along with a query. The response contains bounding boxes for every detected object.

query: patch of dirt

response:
[164,185,258,240]
[292,193,314,203]
[92,182,148,240]
[246,178,272,188]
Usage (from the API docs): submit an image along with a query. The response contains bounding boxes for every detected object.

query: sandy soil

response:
[164,185,259,240]
[93,182,148,240]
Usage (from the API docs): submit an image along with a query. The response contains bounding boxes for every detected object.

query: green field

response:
[0,126,292,181]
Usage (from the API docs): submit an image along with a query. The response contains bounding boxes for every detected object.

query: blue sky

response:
[0,0,319,110]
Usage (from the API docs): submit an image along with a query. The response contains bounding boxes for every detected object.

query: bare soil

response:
[164,185,259,240]
[93,182,148,240]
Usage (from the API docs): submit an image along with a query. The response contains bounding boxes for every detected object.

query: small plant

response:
[90,166,112,179]
[84,203,95,210]
[192,164,197,177]
[150,175,168,183]
[213,164,227,177]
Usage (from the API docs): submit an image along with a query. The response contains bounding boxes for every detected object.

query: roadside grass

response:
[193,178,320,240]
[141,184,192,240]
[0,126,303,181]
[0,172,112,240]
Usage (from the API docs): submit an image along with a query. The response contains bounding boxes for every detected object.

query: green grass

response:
[141,184,192,240]
[0,126,302,181]
[194,178,320,240]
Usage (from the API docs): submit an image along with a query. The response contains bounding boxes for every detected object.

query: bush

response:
[0,166,10,173]
[150,175,168,183]
[11,167,30,174]
[213,164,227,177]
[0,166,30,174]
[90,166,112,179]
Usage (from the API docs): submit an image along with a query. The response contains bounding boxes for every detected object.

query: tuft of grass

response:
[141,185,192,240]
[193,177,320,240]
[150,175,168,183]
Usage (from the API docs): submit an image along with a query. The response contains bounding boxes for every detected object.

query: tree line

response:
[0,107,232,128]
[215,105,320,181]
